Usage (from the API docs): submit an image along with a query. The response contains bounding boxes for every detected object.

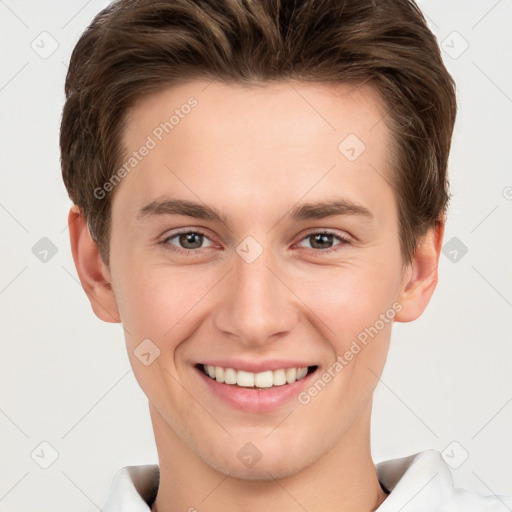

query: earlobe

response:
[394,222,445,323]
[68,205,121,323]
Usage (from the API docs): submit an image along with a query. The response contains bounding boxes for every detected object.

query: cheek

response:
[114,264,216,406]
[113,259,219,348]
[291,260,400,344]
[292,268,396,422]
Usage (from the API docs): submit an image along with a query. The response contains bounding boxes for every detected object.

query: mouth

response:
[198,363,318,389]
[195,362,319,412]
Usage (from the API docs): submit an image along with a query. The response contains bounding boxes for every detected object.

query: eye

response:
[159,229,351,256]
[296,231,350,253]
[160,230,215,253]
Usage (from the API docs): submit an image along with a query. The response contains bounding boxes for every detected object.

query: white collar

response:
[102,449,511,511]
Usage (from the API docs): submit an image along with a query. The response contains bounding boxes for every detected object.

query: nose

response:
[212,246,300,347]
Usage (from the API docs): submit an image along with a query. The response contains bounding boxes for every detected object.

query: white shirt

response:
[102,449,511,511]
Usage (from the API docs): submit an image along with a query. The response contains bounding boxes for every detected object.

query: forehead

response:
[122,79,389,149]
[114,79,394,220]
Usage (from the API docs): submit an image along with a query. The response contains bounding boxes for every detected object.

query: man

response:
[60,0,511,510]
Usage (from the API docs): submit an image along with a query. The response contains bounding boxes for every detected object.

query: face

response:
[92,80,420,478]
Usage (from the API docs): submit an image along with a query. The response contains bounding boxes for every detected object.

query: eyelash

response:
[159,229,351,256]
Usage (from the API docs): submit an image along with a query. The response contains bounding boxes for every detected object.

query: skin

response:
[69,80,444,512]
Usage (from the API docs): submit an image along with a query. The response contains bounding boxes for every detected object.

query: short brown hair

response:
[60,0,456,267]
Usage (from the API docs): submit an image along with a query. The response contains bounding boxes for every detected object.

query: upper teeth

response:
[203,365,309,388]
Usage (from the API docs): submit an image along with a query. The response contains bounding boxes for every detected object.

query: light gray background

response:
[1,1,511,511]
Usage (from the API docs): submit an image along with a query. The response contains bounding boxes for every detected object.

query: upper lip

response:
[197,360,316,373]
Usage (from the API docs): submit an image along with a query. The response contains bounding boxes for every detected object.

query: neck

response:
[149,401,387,512]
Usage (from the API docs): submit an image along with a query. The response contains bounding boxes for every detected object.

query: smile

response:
[200,364,315,389]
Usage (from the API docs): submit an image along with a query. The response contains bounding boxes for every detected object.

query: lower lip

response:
[196,366,317,413]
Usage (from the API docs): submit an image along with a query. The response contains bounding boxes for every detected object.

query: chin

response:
[197,436,319,482]
[208,454,309,481]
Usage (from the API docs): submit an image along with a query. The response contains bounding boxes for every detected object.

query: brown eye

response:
[309,233,335,249]
[297,231,350,253]
[177,232,204,249]
[162,230,215,252]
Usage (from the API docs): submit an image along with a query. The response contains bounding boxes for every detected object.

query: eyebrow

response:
[135,197,374,224]
[136,198,228,224]
[288,199,374,221]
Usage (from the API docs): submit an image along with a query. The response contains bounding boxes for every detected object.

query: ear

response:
[68,205,121,323]
[395,221,445,323]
